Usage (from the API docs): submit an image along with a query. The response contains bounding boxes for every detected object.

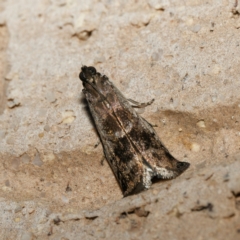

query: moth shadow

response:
[151,176,170,185]
[78,95,100,138]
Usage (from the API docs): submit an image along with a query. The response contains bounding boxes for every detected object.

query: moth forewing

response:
[109,84,190,179]
[79,66,190,196]
[80,67,147,196]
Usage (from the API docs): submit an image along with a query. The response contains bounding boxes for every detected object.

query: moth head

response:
[79,66,108,102]
[79,66,97,83]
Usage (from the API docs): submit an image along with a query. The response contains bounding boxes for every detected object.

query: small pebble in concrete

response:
[191,24,202,33]
[197,120,206,128]
[32,152,43,167]
[45,91,56,103]
[190,143,200,152]
[61,110,75,124]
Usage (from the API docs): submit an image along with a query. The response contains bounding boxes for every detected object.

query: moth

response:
[79,66,190,196]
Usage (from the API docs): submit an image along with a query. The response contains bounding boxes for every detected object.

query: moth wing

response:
[111,86,190,180]
[85,87,149,196]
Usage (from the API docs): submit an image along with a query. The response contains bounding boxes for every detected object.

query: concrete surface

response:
[0,0,240,239]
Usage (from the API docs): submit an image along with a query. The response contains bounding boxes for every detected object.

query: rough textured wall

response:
[0,0,240,239]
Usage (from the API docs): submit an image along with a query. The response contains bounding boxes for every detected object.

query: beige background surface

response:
[0,0,240,239]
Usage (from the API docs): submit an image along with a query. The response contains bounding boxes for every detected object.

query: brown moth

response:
[79,66,190,196]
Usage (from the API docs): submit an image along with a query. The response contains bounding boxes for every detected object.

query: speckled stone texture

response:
[0,0,240,239]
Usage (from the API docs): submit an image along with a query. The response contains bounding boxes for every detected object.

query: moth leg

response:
[127,98,154,108]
